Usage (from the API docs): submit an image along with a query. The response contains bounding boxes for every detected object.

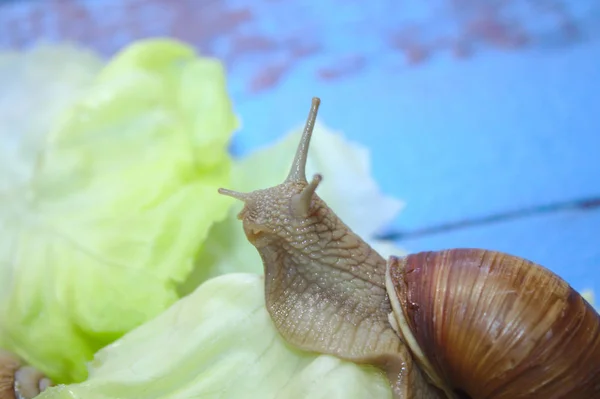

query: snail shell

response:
[0,349,53,399]
[387,249,600,398]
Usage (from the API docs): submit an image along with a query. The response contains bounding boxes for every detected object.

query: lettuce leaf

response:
[0,39,238,383]
[180,123,405,292]
[0,43,104,304]
[38,273,392,399]
[582,289,596,308]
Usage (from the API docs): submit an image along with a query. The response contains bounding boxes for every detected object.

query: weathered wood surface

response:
[1,0,598,293]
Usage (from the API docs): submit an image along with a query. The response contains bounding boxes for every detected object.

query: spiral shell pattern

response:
[387,248,600,399]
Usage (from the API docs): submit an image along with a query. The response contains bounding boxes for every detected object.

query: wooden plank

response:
[393,206,600,296]
[3,0,597,231]
[229,42,600,232]
[0,0,598,290]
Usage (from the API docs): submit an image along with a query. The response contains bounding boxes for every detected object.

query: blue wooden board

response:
[230,45,600,230]
[0,0,599,294]
[398,207,600,295]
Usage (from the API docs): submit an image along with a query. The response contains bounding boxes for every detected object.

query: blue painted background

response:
[1,0,599,293]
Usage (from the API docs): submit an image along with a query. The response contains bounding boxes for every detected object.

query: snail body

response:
[219,98,600,398]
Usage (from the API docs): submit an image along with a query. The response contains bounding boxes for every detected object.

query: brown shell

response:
[386,248,600,399]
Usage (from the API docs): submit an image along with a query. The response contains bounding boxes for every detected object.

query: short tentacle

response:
[291,173,322,217]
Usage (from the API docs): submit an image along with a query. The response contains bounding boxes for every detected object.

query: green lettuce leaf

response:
[0,39,238,383]
[582,289,596,308]
[180,123,405,293]
[38,273,392,399]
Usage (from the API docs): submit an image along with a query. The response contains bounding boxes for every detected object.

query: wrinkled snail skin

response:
[219,98,444,398]
[218,97,600,399]
[0,349,53,399]
[223,180,444,399]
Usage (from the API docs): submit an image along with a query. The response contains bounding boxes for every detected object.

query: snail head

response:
[218,97,325,249]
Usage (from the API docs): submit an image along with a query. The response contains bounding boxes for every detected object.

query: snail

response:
[218,97,600,398]
[0,349,53,399]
